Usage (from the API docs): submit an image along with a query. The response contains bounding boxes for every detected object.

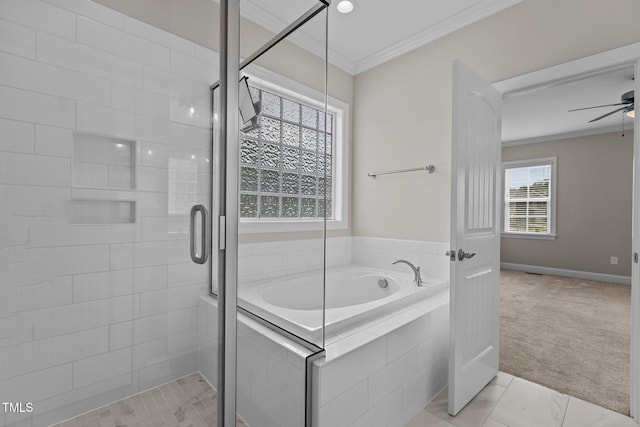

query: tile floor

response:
[51,373,248,427]
[407,372,637,427]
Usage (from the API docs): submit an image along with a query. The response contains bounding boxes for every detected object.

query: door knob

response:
[457,249,476,261]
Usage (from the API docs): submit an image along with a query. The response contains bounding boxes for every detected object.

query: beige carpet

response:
[499,269,631,415]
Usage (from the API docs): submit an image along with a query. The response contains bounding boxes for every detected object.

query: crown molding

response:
[502,125,627,147]
[240,0,523,76]
[353,0,524,74]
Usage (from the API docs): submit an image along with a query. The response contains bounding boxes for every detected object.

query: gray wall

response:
[501,132,633,276]
[352,0,640,242]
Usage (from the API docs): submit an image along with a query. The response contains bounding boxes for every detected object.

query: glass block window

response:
[240,86,334,220]
[503,158,556,236]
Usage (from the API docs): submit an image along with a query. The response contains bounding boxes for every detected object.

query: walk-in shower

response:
[0,1,451,426]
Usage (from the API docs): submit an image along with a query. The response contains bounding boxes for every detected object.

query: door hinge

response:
[446,250,456,261]
[635,252,638,264]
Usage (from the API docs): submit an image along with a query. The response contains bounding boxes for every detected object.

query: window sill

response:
[501,232,557,240]
[239,218,348,234]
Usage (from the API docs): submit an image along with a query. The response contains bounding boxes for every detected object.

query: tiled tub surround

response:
[198,298,316,427]
[313,292,449,427]
[0,1,216,426]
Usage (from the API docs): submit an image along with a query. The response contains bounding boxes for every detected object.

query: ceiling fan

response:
[568,90,635,122]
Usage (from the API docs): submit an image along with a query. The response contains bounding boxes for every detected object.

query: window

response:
[236,73,348,233]
[503,157,557,239]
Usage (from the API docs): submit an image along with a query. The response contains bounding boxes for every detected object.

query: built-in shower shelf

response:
[70,132,137,224]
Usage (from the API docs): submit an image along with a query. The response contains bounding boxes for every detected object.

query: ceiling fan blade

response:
[588,106,629,123]
[568,102,630,112]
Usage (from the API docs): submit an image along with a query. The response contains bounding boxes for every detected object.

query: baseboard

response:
[500,262,631,285]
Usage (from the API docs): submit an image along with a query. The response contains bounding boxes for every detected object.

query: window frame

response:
[237,68,350,234]
[501,157,557,240]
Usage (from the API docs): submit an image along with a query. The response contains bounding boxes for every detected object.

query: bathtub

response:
[239,264,449,343]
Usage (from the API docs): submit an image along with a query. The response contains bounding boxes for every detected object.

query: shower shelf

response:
[368,165,436,178]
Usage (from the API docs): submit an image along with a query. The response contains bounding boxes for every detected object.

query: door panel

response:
[449,60,502,416]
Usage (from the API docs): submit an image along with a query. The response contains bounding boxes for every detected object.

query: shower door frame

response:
[213,2,330,426]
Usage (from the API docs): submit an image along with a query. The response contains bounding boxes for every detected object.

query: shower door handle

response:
[190,204,209,264]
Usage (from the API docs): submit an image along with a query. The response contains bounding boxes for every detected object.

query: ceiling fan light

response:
[627,109,635,118]
[336,0,354,14]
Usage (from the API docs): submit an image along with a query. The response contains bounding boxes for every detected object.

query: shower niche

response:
[70,132,137,224]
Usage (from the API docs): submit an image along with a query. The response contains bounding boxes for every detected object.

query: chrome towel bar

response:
[368,165,435,178]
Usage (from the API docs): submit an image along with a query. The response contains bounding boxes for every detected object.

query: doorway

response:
[495,58,639,416]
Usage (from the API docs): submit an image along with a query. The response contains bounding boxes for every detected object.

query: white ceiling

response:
[502,67,635,144]
[239,0,523,75]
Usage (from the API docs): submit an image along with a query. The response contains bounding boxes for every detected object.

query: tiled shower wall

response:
[0,1,217,425]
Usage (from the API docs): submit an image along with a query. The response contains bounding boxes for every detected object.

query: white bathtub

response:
[239,264,448,343]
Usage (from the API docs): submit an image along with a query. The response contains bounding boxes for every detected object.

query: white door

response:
[630,59,640,420]
[448,60,502,416]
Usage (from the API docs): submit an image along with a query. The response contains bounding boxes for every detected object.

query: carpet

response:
[499,269,631,415]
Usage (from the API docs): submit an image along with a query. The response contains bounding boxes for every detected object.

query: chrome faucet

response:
[392,259,424,286]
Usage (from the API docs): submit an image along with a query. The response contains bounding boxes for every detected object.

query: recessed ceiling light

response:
[336,0,354,14]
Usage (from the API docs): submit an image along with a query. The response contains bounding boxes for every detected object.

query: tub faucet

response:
[392,259,424,286]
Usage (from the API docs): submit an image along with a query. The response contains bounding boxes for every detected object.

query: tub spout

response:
[392,259,424,286]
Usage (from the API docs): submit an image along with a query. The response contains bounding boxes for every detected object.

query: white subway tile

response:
[267,351,304,407]
[77,16,170,70]
[170,50,218,84]
[73,269,134,302]
[0,363,72,402]
[169,98,210,128]
[121,16,196,56]
[73,348,132,389]
[0,152,70,187]
[248,370,302,427]
[167,308,196,336]
[143,66,209,105]
[133,314,168,344]
[29,244,110,277]
[35,124,71,157]
[0,18,36,59]
[132,338,167,370]
[110,82,135,112]
[110,295,133,323]
[416,329,448,369]
[0,118,34,154]
[135,115,170,143]
[167,329,198,355]
[37,32,144,87]
[17,276,72,311]
[351,386,403,427]
[43,0,124,28]
[2,185,69,217]
[194,45,219,63]
[140,289,169,318]
[77,103,135,139]
[0,85,75,128]
[1,0,75,40]
[141,217,189,242]
[386,314,430,362]
[109,321,132,350]
[134,241,172,268]
[167,285,200,312]
[136,88,170,120]
[369,349,417,406]
[133,266,167,293]
[319,379,368,427]
[0,51,110,106]
[110,243,134,270]
[50,327,109,366]
[167,263,207,287]
[319,336,387,405]
[137,166,169,193]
